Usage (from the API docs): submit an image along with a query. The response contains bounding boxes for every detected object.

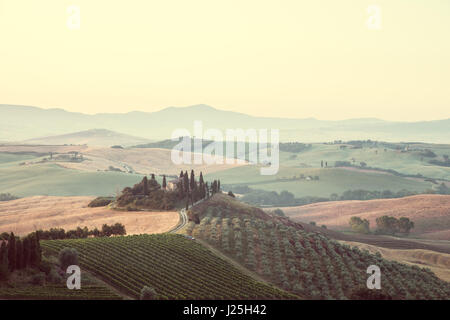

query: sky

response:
[0,0,449,121]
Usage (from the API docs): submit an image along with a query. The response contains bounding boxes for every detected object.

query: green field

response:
[0,163,144,197]
[277,144,450,180]
[204,141,450,197]
[0,153,37,166]
[1,140,448,198]
[41,234,294,300]
[206,166,432,198]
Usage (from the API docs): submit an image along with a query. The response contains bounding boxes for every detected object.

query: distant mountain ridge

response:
[1,104,449,143]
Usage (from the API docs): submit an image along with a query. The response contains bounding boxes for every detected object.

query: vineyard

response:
[41,234,294,300]
[185,194,450,300]
[0,285,121,300]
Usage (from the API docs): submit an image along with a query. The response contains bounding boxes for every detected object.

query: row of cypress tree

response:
[177,170,221,208]
[0,232,42,280]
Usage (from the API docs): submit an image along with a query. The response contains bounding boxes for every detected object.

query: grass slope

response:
[282,194,450,240]
[206,166,431,198]
[0,196,179,236]
[0,153,36,165]
[0,163,144,197]
[278,144,450,180]
[341,241,450,283]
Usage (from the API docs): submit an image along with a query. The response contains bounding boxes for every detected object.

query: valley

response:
[0,107,449,301]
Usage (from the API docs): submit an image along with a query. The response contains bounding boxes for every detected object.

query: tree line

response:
[116,170,221,211]
[234,186,449,207]
[349,216,415,235]
[0,193,19,201]
[176,170,221,209]
[32,223,126,240]
[0,232,42,280]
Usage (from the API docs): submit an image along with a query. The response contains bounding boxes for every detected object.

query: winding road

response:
[169,199,204,233]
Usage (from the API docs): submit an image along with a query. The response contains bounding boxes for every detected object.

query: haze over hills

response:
[1,104,449,143]
[24,129,152,147]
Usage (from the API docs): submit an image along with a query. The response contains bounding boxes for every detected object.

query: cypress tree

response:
[0,241,9,280]
[190,170,195,191]
[151,173,155,180]
[15,239,23,270]
[29,234,41,267]
[8,232,16,271]
[29,235,37,266]
[162,175,167,190]
[183,171,189,194]
[143,176,149,195]
[35,231,42,265]
[218,180,221,192]
[198,172,204,198]
[23,237,30,268]
[202,183,207,199]
[179,170,184,178]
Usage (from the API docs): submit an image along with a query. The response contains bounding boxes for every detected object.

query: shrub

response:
[38,259,52,275]
[272,209,285,217]
[88,197,113,208]
[47,268,63,284]
[349,217,370,234]
[58,247,79,270]
[140,286,157,300]
[349,286,393,300]
[0,193,19,201]
[31,272,46,285]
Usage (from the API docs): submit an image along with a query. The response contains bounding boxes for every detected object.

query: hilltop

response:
[0,145,244,197]
[1,104,450,143]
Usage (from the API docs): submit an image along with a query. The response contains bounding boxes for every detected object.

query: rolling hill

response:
[181,194,450,299]
[0,145,245,197]
[24,129,152,147]
[341,241,450,282]
[0,196,179,236]
[1,104,450,143]
[206,166,433,198]
[0,163,145,197]
[41,234,293,300]
[281,194,450,240]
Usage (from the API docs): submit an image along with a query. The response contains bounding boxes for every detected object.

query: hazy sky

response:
[1,0,449,121]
